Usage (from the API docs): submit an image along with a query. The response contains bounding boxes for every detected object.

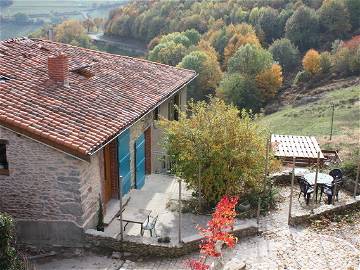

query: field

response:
[0,0,125,40]
[259,85,360,157]
[1,0,123,15]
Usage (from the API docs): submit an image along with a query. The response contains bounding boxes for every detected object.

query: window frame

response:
[0,139,9,176]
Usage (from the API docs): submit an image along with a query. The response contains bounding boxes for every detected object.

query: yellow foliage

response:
[256,64,283,101]
[303,49,321,75]
[197,40,220,61]
[159,98,278,204]
[223,33,260,66]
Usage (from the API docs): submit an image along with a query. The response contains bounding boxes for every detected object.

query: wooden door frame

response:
[103,140,119,205]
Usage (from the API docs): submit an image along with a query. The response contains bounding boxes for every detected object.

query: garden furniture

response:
[141,214,159,237]
[329,169,343,181]
[322,178,344,204]
[304,172,334,202]
[119,207,152,235]
[298,177,314,205]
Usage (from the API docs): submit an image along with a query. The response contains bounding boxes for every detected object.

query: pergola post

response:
[288,157,296,225]
[354,163,359,199]
[257,136,270,225]
[198,162,201,212]
[313,152,320,204]
[178,178,182,243]
[119,176,124,242]
[330,104,335,141]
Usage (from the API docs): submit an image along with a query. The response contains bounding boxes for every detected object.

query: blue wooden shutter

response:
[117,129,131,196]
[135,134,145,189]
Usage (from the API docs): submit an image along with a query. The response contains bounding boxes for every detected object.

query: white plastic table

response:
[304,172,333,186]
[120,207,151,234]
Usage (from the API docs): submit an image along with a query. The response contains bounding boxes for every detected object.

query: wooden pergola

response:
[271,134,325,166]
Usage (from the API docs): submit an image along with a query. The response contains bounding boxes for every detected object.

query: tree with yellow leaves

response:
[302,49,321,75]
[256,64,283,102]
[159,98,277,205]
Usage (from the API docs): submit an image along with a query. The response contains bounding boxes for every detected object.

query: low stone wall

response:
[16,219,85,247]
[84,223,259,258]
[290,196,360,226]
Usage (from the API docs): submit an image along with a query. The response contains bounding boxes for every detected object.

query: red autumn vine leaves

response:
[188,196,239,270]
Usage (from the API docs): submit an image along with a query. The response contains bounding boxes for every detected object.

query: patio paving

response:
[105,174,256,242]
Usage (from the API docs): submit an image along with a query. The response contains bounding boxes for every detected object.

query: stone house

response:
[0,38,196,246]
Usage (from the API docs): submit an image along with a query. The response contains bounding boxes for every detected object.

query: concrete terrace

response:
[104,174,257,243]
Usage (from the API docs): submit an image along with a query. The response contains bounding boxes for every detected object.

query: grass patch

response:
[259,85,360,158]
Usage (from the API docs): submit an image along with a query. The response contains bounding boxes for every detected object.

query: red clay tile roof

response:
[0,38,196,160]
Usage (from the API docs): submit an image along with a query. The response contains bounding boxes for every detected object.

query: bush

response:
[341,149,360,180]
[319,52,332,74]
[269,38,300,72]
[0,213,24,270]
[239,185,279,215]
[303,49,321,75]
[333,47,352,75]
[96,196,104,231]
[349,46,360,75]
[159,98,276,205]
[293,70,312,85]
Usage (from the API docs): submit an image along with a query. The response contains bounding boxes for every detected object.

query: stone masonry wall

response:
[79,150,104,229]
[0,127,106,245]
[84,222,258,258]
[0,127,84,225]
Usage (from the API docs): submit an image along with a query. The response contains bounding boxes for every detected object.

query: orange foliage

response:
[303,49,321,75]
[342,35,360,49]
[256,64,283,101]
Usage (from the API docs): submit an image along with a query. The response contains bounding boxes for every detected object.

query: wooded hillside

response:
[104,0,360,112]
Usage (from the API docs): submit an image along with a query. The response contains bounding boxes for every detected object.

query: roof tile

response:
[0,38,196,159]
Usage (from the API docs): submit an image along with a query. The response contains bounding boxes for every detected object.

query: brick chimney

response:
[47,53,69,86]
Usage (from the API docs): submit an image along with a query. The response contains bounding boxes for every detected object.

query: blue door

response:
[135,134,145,189]
[118,129,131,196]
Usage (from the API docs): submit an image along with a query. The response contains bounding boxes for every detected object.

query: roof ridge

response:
[32,38,196,75]
[0,37,29,44]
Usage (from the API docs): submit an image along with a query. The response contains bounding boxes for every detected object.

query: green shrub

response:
[96,196,104,232]
[0,213,24,270]
[319,52,332,74]
[349,46,360,75]
[293,70,312,85]
[341,149,360,180]
[333,47,352,75]
[240,185,279,214]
